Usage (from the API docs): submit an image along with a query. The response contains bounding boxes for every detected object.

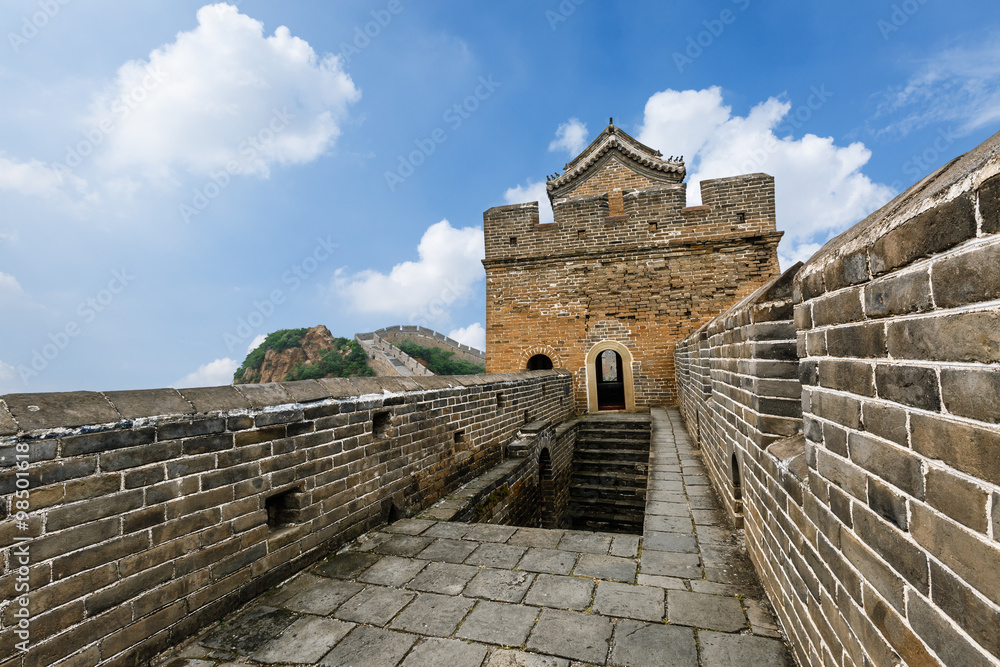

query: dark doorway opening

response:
[596,349,625,410]
[527,354,554,370]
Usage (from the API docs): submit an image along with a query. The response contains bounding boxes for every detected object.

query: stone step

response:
[573,448,650,462]
[566,509,645,533]
[576,429,650,441]
[571,470,648,486]
[567,495,647,513]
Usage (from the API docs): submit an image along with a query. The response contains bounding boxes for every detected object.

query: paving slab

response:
[507,527,564,549]
[417,538,480,564]
[573,553,637,582]
[422,522,473,539]
[516,548,578,575]
[385,518,438,535]
[484,650,569,667]
[557,531,612,554]
[465,542,528,569]
[357,555,428,587]
[644,515,693,533]
[667,590,746,632]
[523,574,594,610]
[608,620,697,667]
[462,523,518,543]
[200,606,298,655]
[284,578,365,615]
[374,534,436,557]
[698,631,795,666]
[401,637,490,667]
[464,568,535,603]
[333,586,416,626]
[389,593,475,636]
[407,562,480,596]
[641,531,698,554]
[592,581,664,622]
[456,601,540,646]
[314,551,381,580]
[525,608,613,664]
[609,535,640,558]
[639,550,701,579]
[318,626,417,666]
[251,616,353,664]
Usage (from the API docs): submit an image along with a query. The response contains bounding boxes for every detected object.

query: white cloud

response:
[448,323,486,352]
[0,154,90,199]
[504,180,554,225]
[549,118,589,156]
[334,220,485,326]
[874,37,1000,137]
[779,242,822,272]
[173,357,239,388]
[637,87,894,264]
[247,334,267,355]
[0,272,24,302]
[90,2,360,181]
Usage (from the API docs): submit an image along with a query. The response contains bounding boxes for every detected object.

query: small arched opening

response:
[585,341,636,413]
[538,448,556,528]
[527,354,554,371]
[731,454,742,501]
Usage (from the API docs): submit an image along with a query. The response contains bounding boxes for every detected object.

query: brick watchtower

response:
[482,121,782,412]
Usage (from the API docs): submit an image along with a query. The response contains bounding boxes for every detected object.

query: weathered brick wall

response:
[0,371,571,667]
[372,325,486,364]
[485,174,782,412]
[677,130,1000,666]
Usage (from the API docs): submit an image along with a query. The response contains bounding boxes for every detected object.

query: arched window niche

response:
[585,341,636,413]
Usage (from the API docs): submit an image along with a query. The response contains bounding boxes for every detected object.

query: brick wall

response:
[677,129,1000,666]
[484,174,782,412]
[0,371,572,667]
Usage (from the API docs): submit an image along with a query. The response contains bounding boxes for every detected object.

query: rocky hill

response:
[234,325,374,384]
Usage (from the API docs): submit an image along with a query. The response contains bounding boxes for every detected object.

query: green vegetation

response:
[234,328,308,382]
[284,339,375,381]
[396,341,486,375]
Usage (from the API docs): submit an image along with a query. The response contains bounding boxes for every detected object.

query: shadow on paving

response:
[155,408,795,666]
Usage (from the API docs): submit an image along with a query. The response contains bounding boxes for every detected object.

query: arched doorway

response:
[527,354,554,370]
[595,349,625,410]
[585,341,636,413]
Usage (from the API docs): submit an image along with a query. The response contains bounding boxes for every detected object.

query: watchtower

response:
[482,121,782,412]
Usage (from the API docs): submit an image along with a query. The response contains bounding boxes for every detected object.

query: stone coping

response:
[0,370,568,436]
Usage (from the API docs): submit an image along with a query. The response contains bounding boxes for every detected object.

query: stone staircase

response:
[567,414,651,534]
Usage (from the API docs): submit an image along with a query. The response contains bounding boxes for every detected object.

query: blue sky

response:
[0,0,997,392]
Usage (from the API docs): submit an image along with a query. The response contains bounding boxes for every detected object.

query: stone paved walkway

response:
[157,408,794,666]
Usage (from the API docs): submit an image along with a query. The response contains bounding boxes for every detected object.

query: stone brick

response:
[887,311,1000,364]
[910,502,1000,607]
[925,467,989,533]
[235,425,287,447]
[816,449,866,501]
[863,595,938,667]
[156,417,225,441]
[929,560,1000,659]
[818,359,874,396]
[53,532,150,580]
[869,194,976,276]
[932,240,1000,307]
[861,401,907,447]
[824,249,870,292]
[875,365,940,411]
[809,390,861,429]
[980,172,1000,234]
[848,432,924,499]
[867,477,907,530]
[177,386,251,412]
[851,503,927,593]
[235,383,293,409]
[940,368,1000,424]
[864,269,932,319]
[30,516,119,562]
[100,440,181,471]
[61,427,156,457]
[839,529,905,613]
[825,322,886,359]
[104,389,194,419]
[811,288,864,327]
[908,592,995,667]
[910,414,1000,486]
[46,490,143,531]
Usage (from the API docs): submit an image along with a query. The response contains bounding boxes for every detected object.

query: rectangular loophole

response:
[578,230,586,239]
[509,236,517,246]
[454,430,466,446]
[373,411,391,438]
[649,222,657,232]
[737,212,746,222]
[266,488,301,529]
